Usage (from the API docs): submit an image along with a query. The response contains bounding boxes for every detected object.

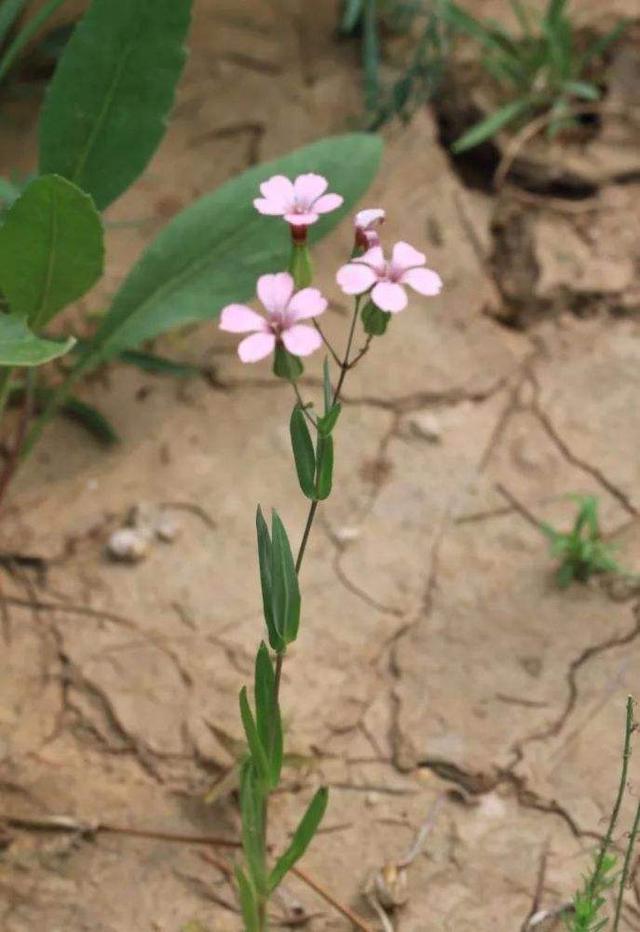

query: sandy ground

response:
[1,1,640,930]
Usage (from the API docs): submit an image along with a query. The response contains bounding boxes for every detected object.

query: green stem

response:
[255,296,367,932]
[593,696,634,885]
[0,0,69,86]
[612,719,640,931]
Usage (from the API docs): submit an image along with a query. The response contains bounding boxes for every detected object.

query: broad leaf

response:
[0,315,74,366]
[0,175,103,330]
[268,787,329,892]
[73,133,382,369]
[39,0,192,211]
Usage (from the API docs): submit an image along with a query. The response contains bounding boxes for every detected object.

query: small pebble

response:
[408,412,442,442]
[365,791,380,807]
[107,528,152,563]
[334,525,361,545]
[156,512,181,542]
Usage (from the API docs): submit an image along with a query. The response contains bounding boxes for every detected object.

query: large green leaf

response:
[74,133,383,370]
[38,0,192,211]
[0,175,103,330]
[0,316,74,366]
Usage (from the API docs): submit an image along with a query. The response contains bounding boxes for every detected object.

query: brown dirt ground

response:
[1,1,640,930]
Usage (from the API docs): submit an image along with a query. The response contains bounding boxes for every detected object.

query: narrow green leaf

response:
[235,867,259,932]
[339,0,365,33]
[362,0,381,114]
[556,561,575,588]
[0,0,68,86]
[268,787,329,893]
[118,348,200,377]
[317,403,341,438]
[254,642,283,787]
[0,0,29,51]
[564,80,600,101]
[0,316,74,366]
[0,175,103,330]
[271,510,301,646]
[240,762,267,895]
[440,0,511,53]
[322,358,332,414]
[290,405,316,499]
[39,0,192,211]
[256,506,284,652]
[60,395,118,443]
[315,435,334,501]
[72,133,382,369]
[579,20,626,71]
[452,99,532,152]
[239,687,271,788]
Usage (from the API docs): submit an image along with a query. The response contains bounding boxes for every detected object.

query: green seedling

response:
[540,495,621,588]
[440,0,626,152]
[564,697,640,931]
[339,0,451,129]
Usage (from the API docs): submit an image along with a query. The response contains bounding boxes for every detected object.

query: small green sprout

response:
[441,0,626,152]
[540,495,621,588]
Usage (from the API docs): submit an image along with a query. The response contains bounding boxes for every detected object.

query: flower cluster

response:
[220,172,442,364]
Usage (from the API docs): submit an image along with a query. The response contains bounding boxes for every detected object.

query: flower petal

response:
[400,267,443,296]
[253,197,287,216]
[219,303,267,333]
[391,241,426,271]
[281,324,323,357]
[313,193,343,214]
[293,173,328,206]
[257,272,295,315]
[258,175,295,211]
[284,211,319,226]
[357,245,386,274]
[336,262,378,295]
[372,281,408,313]
[355,208,385,229]
[288,287,327,321]
[238,331,276,363]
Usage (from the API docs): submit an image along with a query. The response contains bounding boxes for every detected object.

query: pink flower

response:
[354,208,385,249]
[254,173,343,228]
[219,272,326,363]
[336,241,442,313]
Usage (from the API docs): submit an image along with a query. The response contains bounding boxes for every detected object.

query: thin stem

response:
[312,319,341,366]
[613,798,640,931]
[333,296,361,403]
[261,295,367,932]
[292,380,316,427]
[295,499,319,575]
[593,696,634,883]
